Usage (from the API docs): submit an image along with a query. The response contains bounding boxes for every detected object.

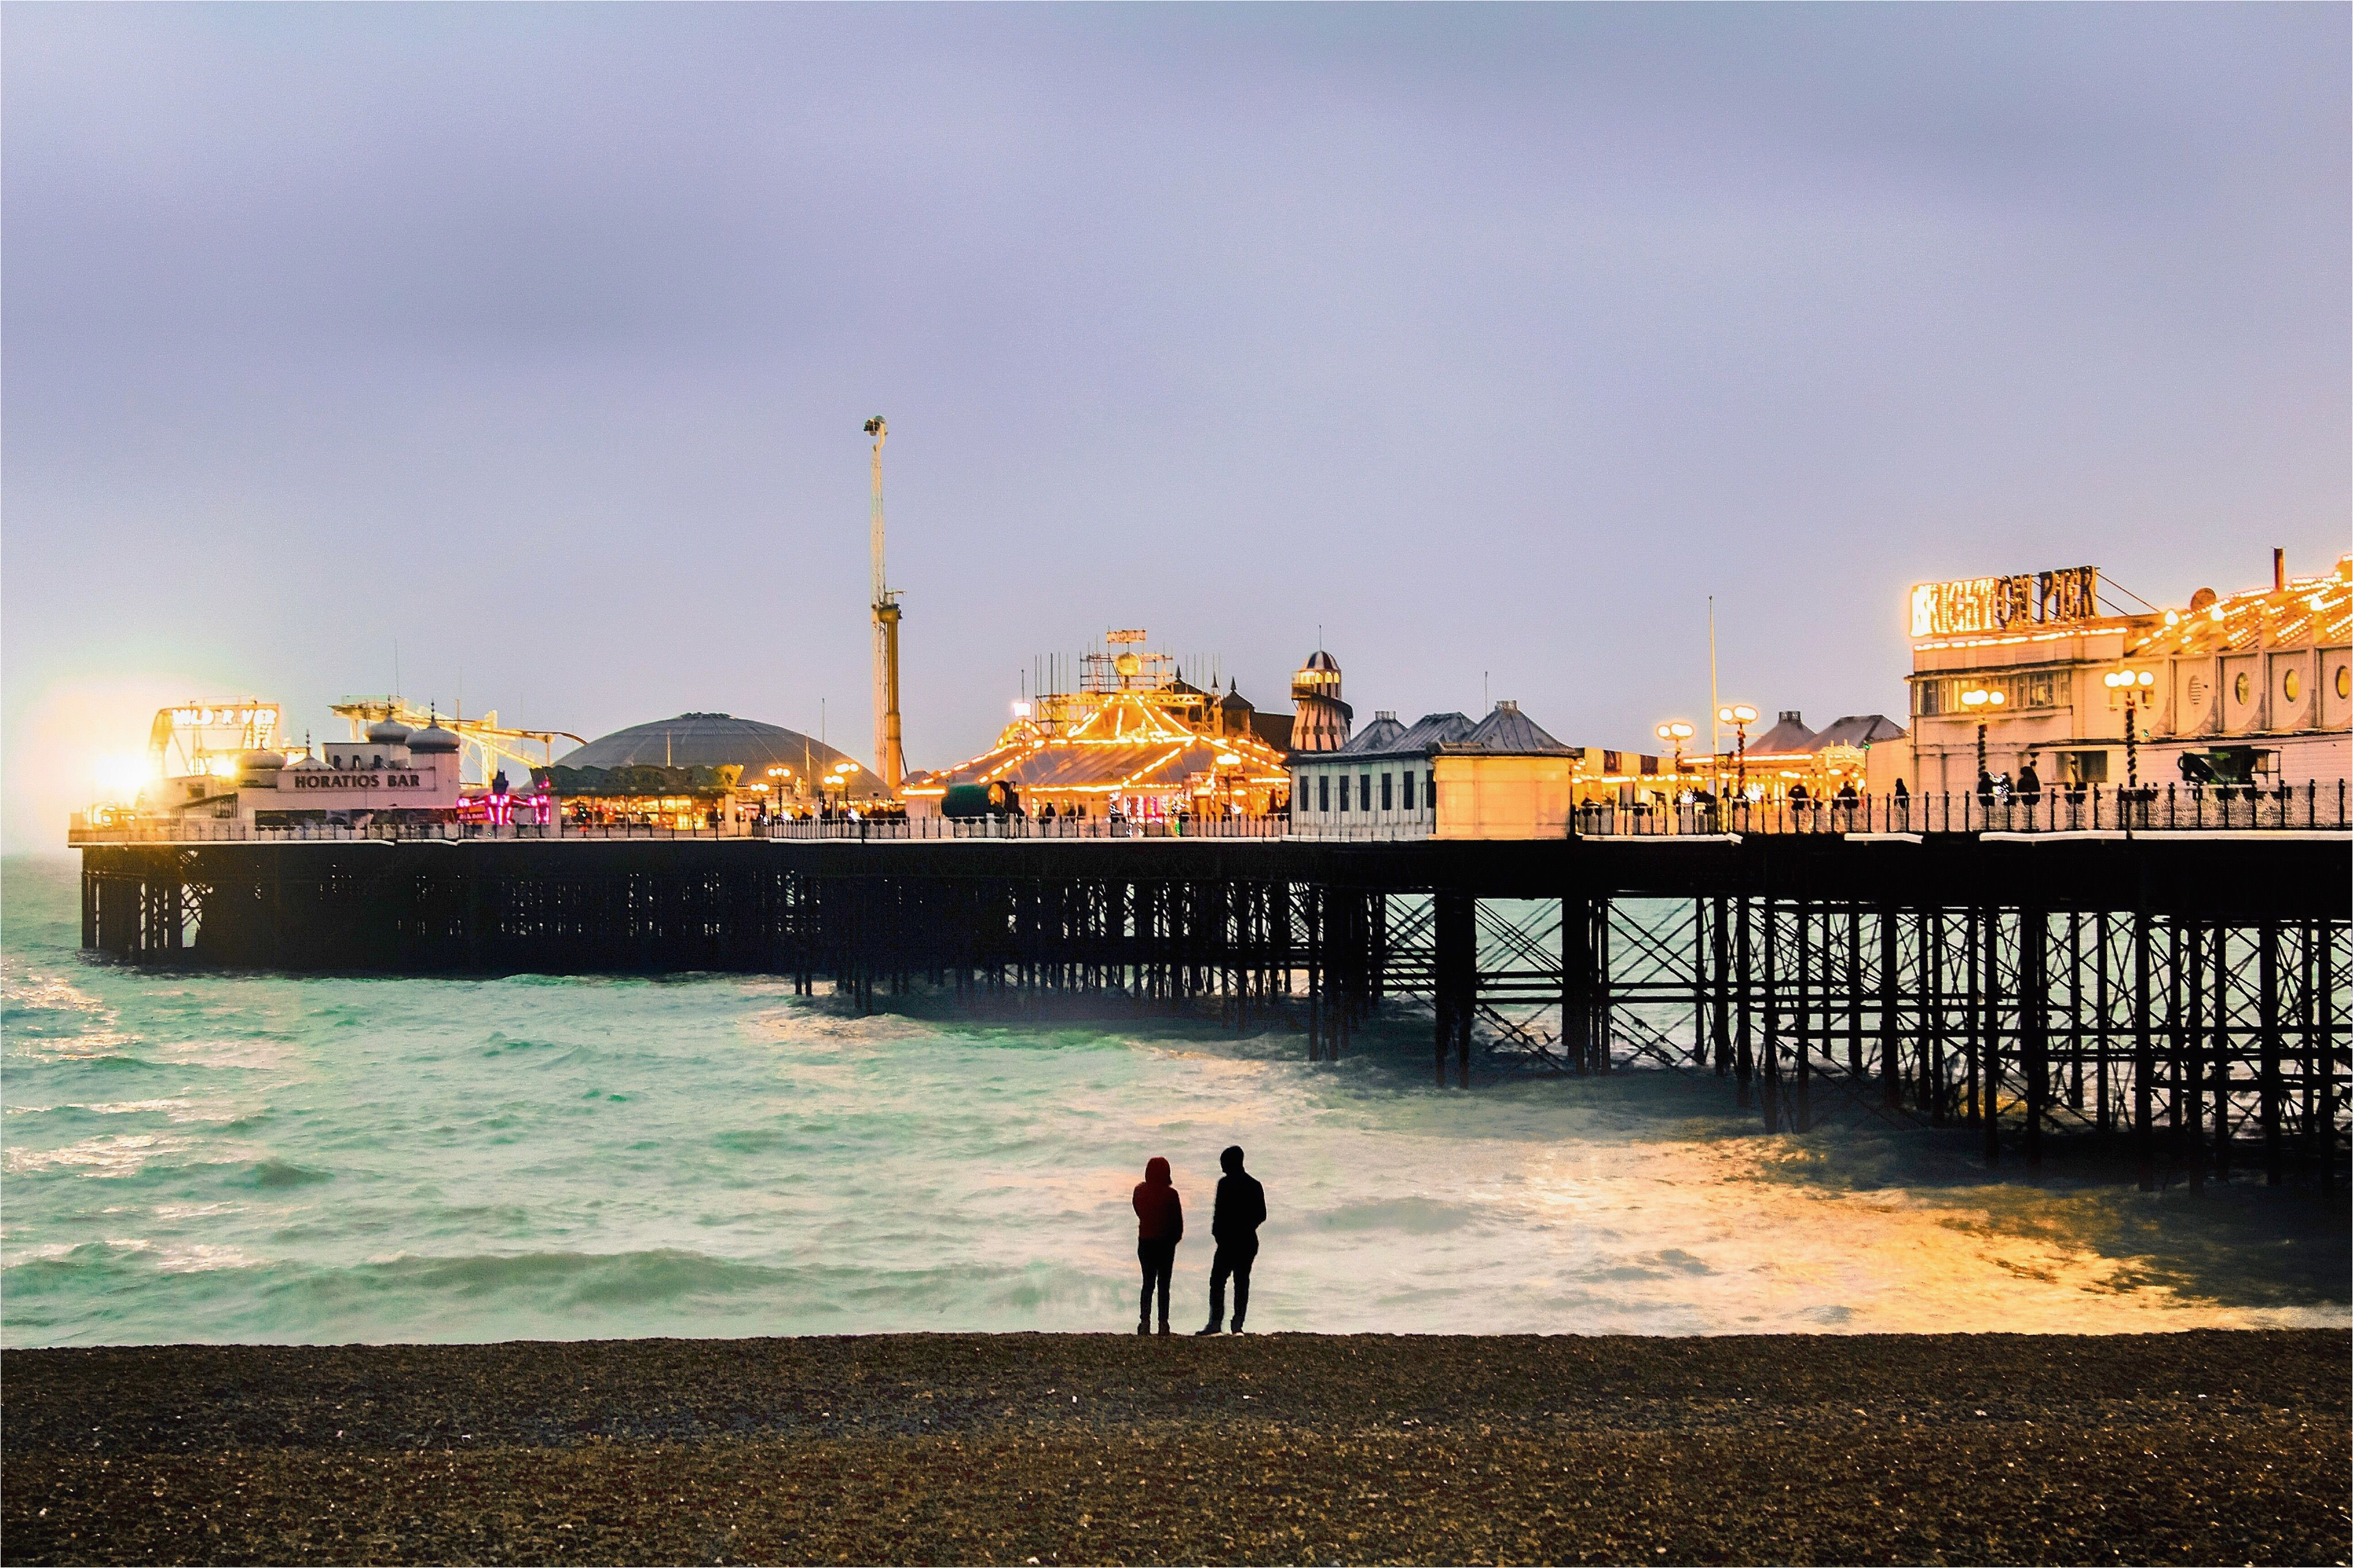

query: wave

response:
[1314,1196,1480,1235]
[231,1158,334,1189]
[351,1247,793,1307]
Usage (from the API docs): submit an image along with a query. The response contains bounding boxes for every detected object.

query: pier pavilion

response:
[1905,554,2353,794]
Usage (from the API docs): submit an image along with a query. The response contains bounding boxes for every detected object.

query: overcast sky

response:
[6,3,2347,848]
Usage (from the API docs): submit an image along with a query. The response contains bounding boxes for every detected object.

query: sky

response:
[5,4,2347,850]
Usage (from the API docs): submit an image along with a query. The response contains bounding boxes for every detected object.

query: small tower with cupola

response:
[1289,649,1353,754]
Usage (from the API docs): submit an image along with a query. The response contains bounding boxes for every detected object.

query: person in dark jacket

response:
[1195,1145,1267,1335]
[1132,1156,1182,1335]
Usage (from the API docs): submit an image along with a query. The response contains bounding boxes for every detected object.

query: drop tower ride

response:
[865,415,905,794]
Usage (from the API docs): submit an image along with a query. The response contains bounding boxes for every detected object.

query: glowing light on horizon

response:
[91,755,154,804]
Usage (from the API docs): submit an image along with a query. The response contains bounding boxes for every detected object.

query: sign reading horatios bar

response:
[1910,566,2100,639]
[287,771,435,791]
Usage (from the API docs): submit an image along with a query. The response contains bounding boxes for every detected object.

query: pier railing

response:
[1576,779,2350,838]
[63,815,1295,845]
[62,779,2351,846]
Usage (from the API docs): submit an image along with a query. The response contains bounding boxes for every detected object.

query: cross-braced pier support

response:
[78,835,2352,1195]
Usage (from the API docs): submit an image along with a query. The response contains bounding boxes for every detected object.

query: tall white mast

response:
[864,415,905,793]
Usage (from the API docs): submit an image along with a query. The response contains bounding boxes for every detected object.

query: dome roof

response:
[240,750,287,771]
[287,752,331,773]
[555,713,886,797]
[1299,650,1340,673]
[366,719,412,745]
[406,723,461,753]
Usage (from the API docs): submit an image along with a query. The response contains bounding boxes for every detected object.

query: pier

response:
[77,808,2352,1194]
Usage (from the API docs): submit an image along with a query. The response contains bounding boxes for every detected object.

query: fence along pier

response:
[79,830,2350,1194]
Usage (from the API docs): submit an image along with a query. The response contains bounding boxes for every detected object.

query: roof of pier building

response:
[1750,711,1816,753]
[2124,555,2353,661]
[1807,715,1906,751]
[556,713,885,797]
[1306,702,1584,762]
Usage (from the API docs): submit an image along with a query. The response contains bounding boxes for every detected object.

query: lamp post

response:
[2103,669,2155,790]
[1716,705,1757,796]
[1654,721,1695,775]
[1959,687,2005,783]
[766,764,792,817]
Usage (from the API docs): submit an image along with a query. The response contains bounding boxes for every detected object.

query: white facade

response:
[1292,726,1439,837]
[1902,557,2352,793]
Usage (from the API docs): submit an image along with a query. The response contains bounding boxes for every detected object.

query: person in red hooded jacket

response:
[1131,1156,1183,1335]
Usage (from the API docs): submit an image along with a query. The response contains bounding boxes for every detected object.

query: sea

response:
[4,855,2345,1347]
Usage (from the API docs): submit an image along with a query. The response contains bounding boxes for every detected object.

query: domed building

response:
[551,713,886,813]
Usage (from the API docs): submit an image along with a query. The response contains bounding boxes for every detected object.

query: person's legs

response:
[1151,1244,1175,1331]
[1229,1244,1255,1330]
[1201,1249,1232,1333]
[1137,1241,1154,1331]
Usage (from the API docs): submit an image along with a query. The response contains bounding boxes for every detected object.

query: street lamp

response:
[2103,669,2155,790]
[1654,721,1695,775]
[766,764,792,818]
[1959,687,2005,783]
[1716,705,1757,795]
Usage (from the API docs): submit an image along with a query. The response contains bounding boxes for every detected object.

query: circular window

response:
[2283,669,2300,702]
[2234,672,2251,705]
[2339,666,2350,700]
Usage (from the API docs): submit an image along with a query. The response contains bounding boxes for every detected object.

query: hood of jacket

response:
[1144,1156,1171,1186]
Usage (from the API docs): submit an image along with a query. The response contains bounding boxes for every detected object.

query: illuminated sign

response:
[1105,629,1148,645]
[288,771,428,790]
[163,705,278,733]
[1910,567,2099,639]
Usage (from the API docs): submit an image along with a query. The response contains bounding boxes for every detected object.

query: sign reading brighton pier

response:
[1910,566,2100,639]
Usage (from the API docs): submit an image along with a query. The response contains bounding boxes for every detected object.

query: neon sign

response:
[1910,567,2099,639]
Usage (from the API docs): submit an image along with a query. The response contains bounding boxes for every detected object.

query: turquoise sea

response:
[3,856,2344,1347]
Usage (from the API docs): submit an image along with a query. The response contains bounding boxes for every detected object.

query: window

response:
[1381,773,1393,811]
[1319,775,1330,814]
[1360,774,1371,811]
[1402,771,1415,811]
[2283,669,2301,702]
[1425,770,1434,808]
[1338,776,1349,813]
[2339,665,2351,700]
[2234,672,2251,705]
[1916,680,1944,717]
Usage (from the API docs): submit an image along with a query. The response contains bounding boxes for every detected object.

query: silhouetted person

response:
[1132,1156,1182,1336]
[2016,761,2042,801]
[1195,1145,1266,1335]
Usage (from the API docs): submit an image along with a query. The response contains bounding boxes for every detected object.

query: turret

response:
[1289,649,1353,754]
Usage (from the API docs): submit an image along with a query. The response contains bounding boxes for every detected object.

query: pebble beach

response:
[6,1329,2346,1565]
